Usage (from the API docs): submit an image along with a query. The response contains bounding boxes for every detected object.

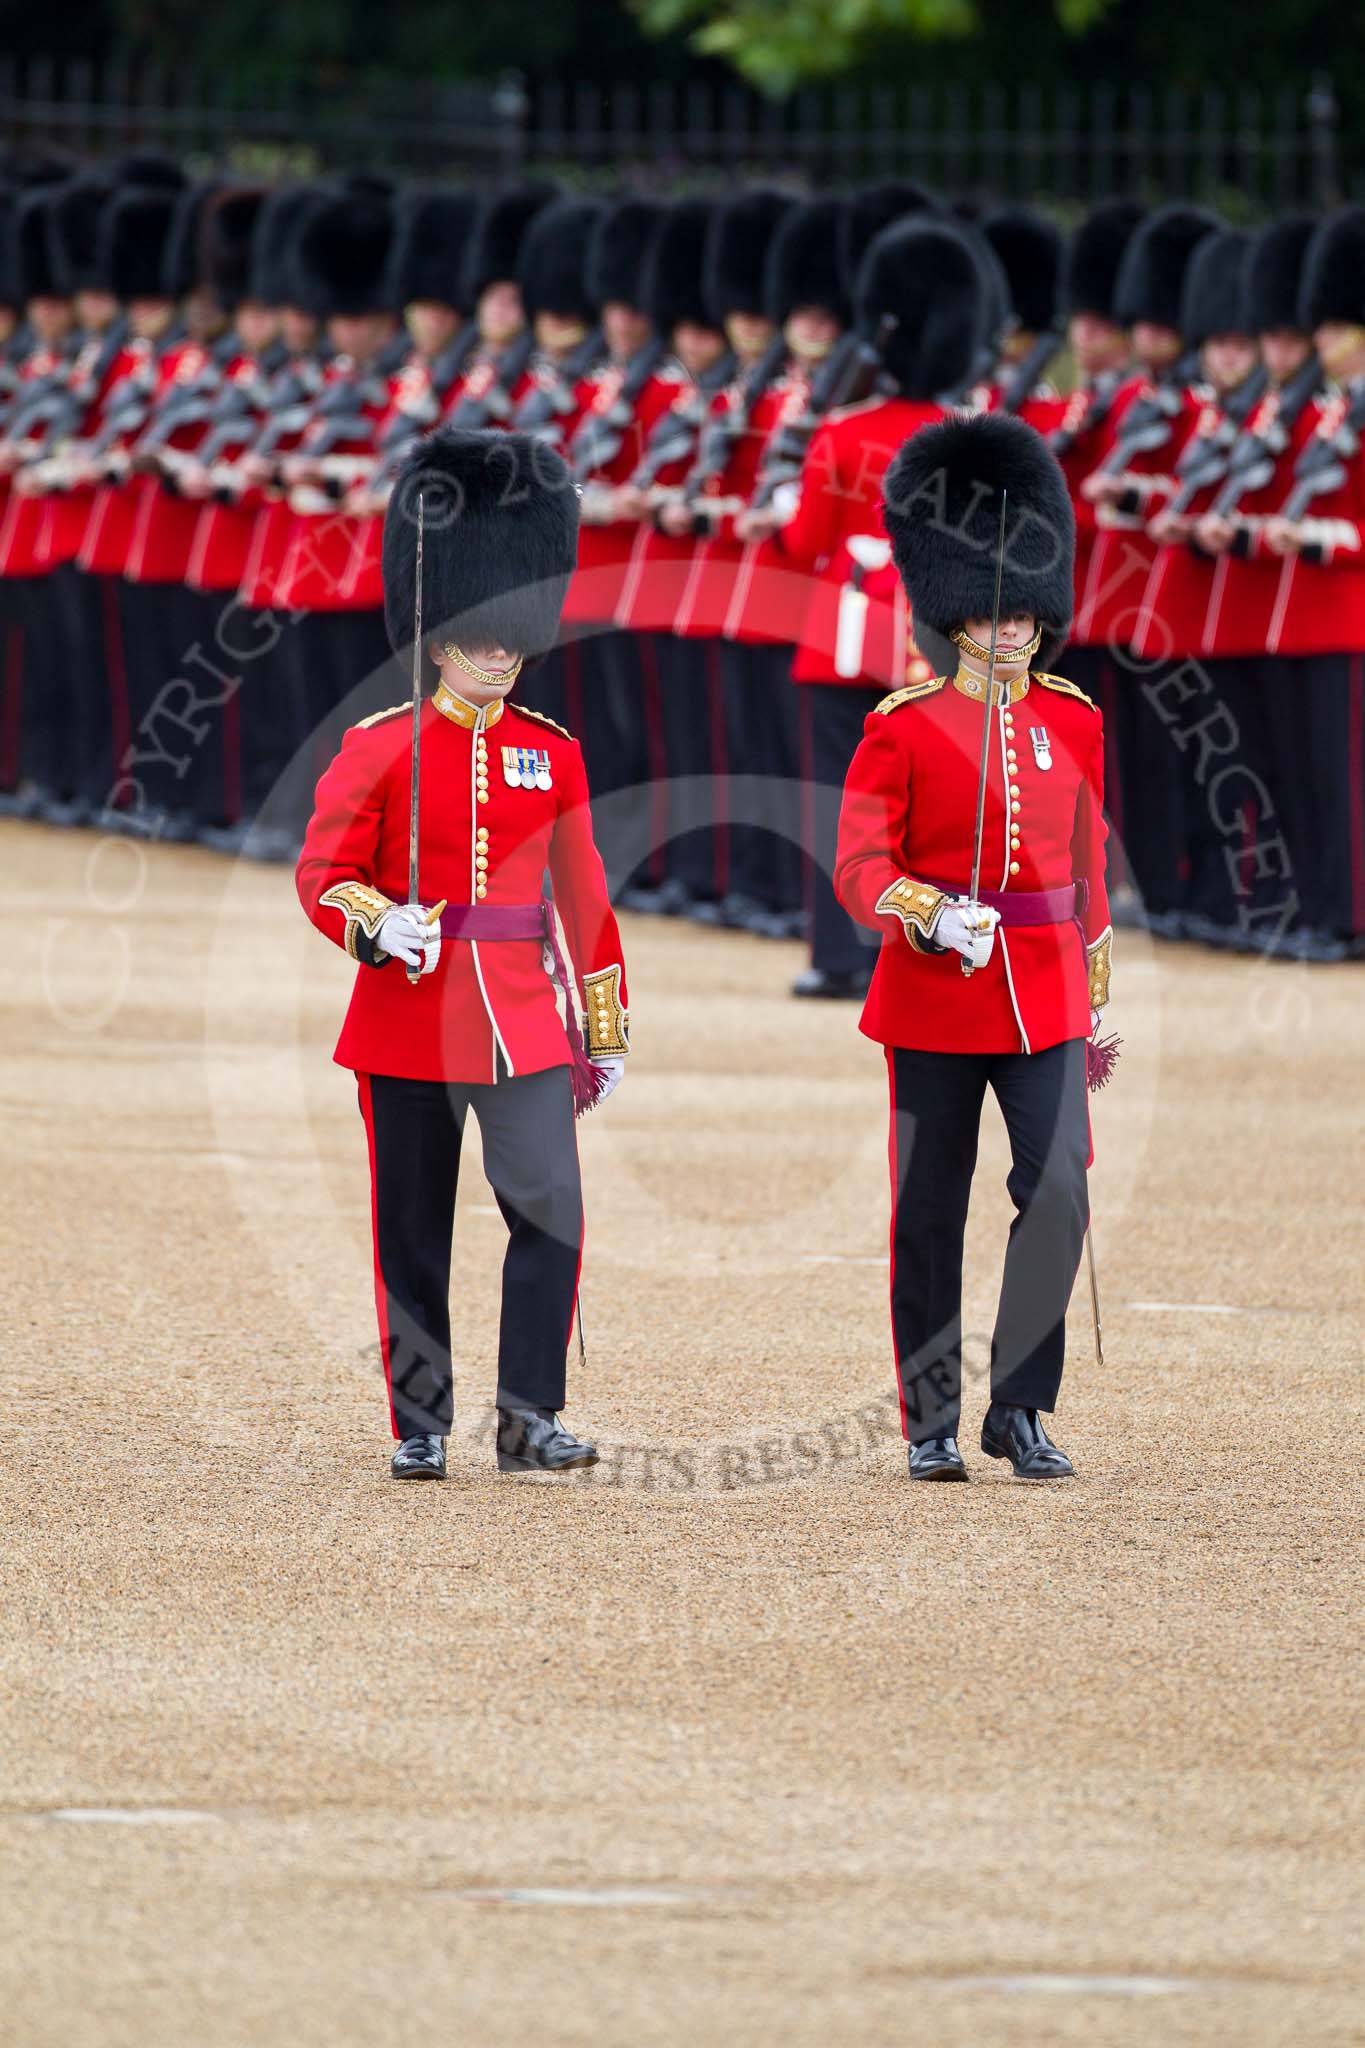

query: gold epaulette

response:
[352,703,408,730]
[514,703,574,742]
[874,676,948,715]
[1033,672,1098,711]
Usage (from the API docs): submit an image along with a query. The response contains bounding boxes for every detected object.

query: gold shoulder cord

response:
[874,677,947,715]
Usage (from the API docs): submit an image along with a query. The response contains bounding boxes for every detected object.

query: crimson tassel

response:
[1087,1029,1122,1093]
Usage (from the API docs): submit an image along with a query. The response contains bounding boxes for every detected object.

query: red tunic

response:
[1266,388,1365,655]
[296,691,629,1085]
[776,396,944,687]
[1074,376,1202,647]
[834,671,1111,1056]
[122,342,228,584]
[561,360,679,629]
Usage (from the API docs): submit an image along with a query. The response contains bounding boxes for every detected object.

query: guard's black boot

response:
[908,1436,968,1481]
[390,1434,447,1481]
[496,1408,599,1473]
[980,1404,1075,1479]
[791,966,870,1000]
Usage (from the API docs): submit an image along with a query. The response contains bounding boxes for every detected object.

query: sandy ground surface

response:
[1,814,1362,2047]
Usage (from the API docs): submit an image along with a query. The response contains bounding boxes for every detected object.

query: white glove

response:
[377,903,441,975]
[934,897,1001,969]
[591,1056,625,1104]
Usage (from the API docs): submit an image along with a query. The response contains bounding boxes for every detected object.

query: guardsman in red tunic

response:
[611,197,734,917]
[835,412,1112,1481]
[1077,204,1218,930]
[297,428,629,1480]
[979,205,1066,413]
[1257,207,1365,958]
[775,215,990,997]
[439,184,553,433]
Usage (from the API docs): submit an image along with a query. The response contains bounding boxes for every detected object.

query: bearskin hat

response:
[11,186,63,301]
[587,197,664,312]
[1180,228,1252,345]
[883,410,1075,674]
[839,180,941,299]
[248,186,318,309]
[981,206,1063,337]
[519,196,604,324]
[704,187,794,324]
[383,427,580,666]
[161,180,221,299]
[384,185,480,311]
[1242,213,1317,334]
[294,186,396,319]
[856,218,988,400]
[1297,208,1365,331]
[461,183,558,307]
[1062,200,1145,321]
[199,187,267,311]
[1114,203,1222,330]
[98,186,180,301]
[45,176,115,295]
[640,197,720,338]
[106,151,186,192]
[765,196,848,326]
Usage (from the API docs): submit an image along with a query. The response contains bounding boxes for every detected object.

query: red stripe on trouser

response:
[885,1049,910,1440]
[1350,655,1365,934]
[356,1074,399,1438]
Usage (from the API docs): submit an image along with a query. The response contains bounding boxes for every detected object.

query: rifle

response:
[1151,364,1269,522]
[570,338,667,482]
[1276,377,1365,525]
[513,326,605,442]
[625,349,737,498]
[999,315,1068,415]
[684,333,788,507]
[749,317,895,511]
[1089,349,1201,500]
[1048,363,1130,459]
[446,327,535,430]
[1201,351,1326,541]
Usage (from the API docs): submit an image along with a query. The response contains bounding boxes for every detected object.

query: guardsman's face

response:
[533,312,590,359]
[724,311,775,361]
[478,281,524,344]
[328,311,397,363]
[1260,329,1312,385]
[784,307,842,362]
[602,301,652,361]
[1068,311,1130,376]
[74,289,119,333]
[963,612,1036,661]
[672,322,726,378]
[1201,332,1258,395]
[129,298,175,340]
[406,302,461,357]
[281,307,318,354]
[0,307,15,343]
[1313,320,1365,382]
[235,302,278,354]
[26,296,73,343]
[1131,321,1183,371]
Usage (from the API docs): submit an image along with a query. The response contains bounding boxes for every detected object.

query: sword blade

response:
[405,492,424,985]
[1085,1221,1104,1369]
[962,487,1009,978]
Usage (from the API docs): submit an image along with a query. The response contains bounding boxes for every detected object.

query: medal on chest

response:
[1029,724,1053,771]
[503,745,553,791]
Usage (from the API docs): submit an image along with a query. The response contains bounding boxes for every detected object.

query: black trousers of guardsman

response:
[357,1064,584,1441]
[887,1039,1090,1443]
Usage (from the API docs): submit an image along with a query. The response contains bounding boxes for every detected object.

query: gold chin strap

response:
[951,623,1044,668]
[441,643,524,688]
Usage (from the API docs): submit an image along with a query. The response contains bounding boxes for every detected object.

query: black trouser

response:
[807,681,882,975]
[282,608,396,838]
[887,1039,1090,1443]
[1064,643,1133,901]
[1263,652,1365,939]
[575,627,661,894]
[358,1065,584,1440]
[1119,656,1187,918]
[655,631,724,901]
[720,640,804,914]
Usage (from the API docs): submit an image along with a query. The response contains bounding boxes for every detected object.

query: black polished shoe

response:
[390,1434,447,1480]
[791,966,871,1000]
[908,1436,968,1481]
[495,1407,599,1473]
[980,1404,1075,1479]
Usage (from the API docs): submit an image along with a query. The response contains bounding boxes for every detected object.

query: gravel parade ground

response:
[2,815,1361,2046]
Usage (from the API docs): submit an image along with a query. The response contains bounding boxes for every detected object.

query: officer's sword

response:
[961,487,1008,980]
[405,492,425,987]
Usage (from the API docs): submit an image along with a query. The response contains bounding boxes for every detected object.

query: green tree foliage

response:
[628,0,1115,93]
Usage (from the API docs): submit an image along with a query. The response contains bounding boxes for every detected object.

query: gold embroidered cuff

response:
[1087,926,1113,1009]
[876,876,947,953]
[319,880,395,963]
[583,964,629,1057]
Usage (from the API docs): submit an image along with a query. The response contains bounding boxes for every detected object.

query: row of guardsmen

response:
[1,154,1363,979]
